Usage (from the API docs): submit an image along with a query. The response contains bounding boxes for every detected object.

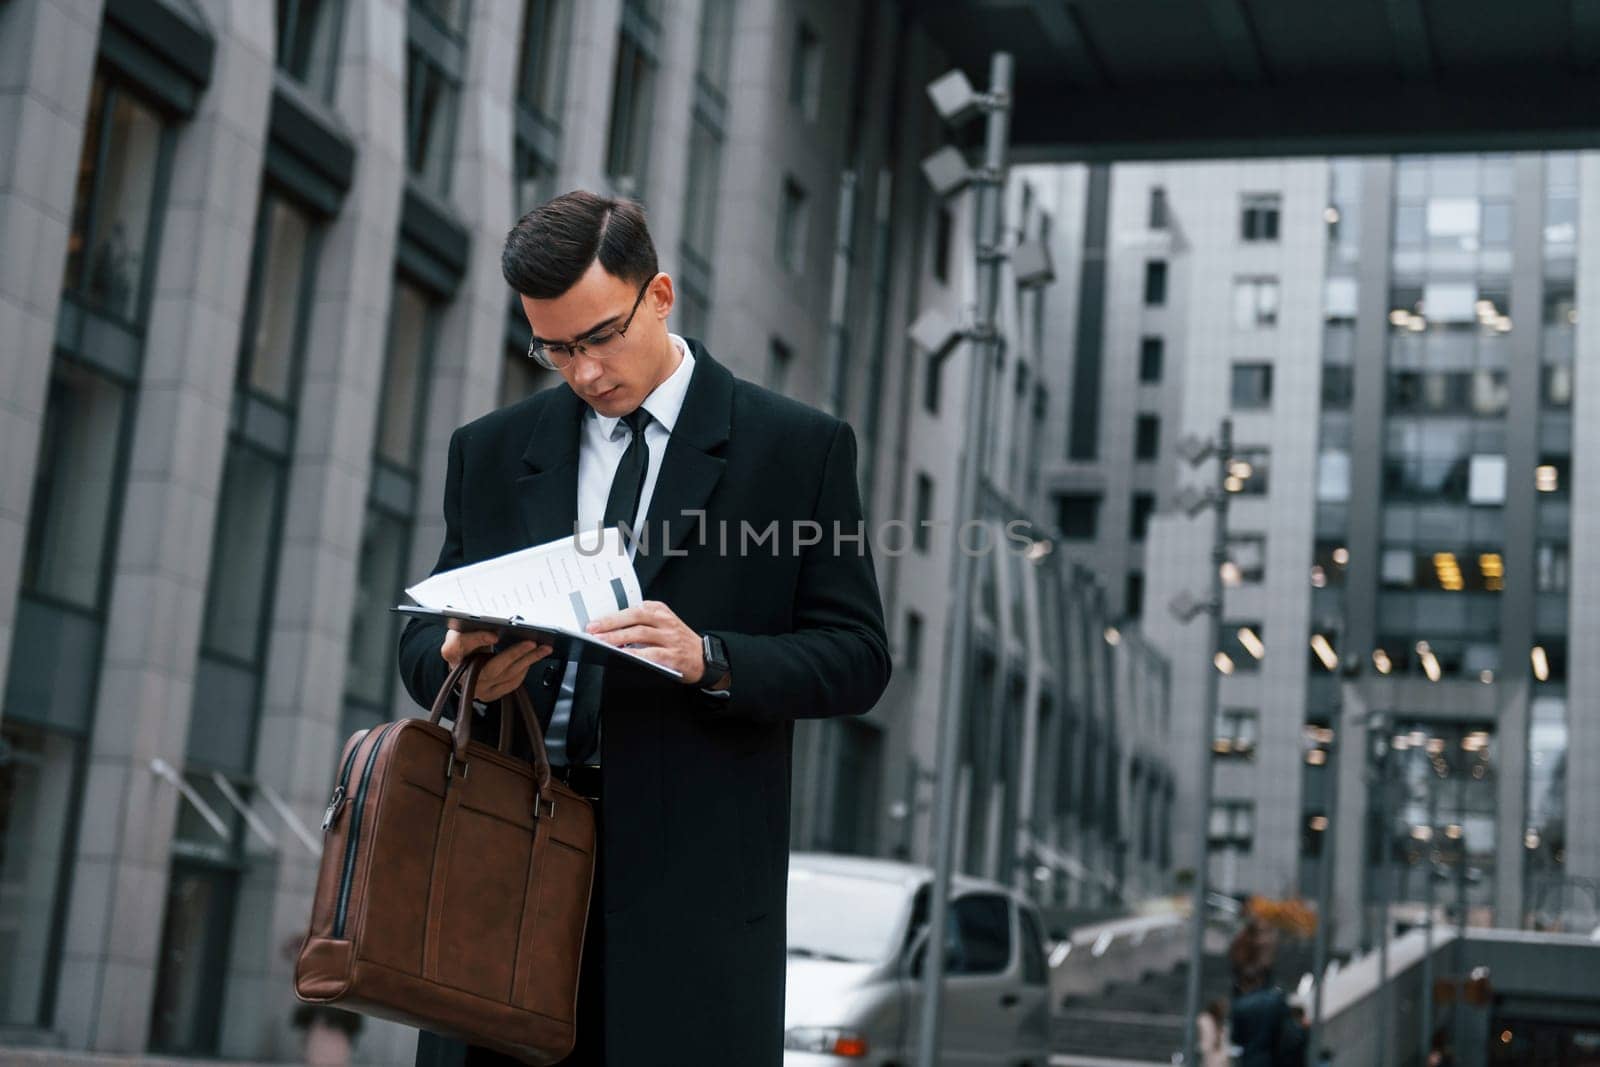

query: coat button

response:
[543,662,561,687]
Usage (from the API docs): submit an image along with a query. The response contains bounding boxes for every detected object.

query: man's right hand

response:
[443,621,554,703]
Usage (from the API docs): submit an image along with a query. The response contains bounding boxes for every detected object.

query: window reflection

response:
[276,0,343,101]
[63,75,166,325]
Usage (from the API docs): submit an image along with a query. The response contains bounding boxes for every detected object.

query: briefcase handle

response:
[426,651,554,799]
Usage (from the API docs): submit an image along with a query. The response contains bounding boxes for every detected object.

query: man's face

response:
[520,259,676,419]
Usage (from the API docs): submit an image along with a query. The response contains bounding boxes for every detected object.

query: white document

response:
[400,527,680,678]
[406,526,641,628]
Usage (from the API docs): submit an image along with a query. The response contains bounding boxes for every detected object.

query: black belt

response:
[553,763,602,800]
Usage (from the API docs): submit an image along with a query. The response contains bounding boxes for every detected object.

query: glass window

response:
[1125,571,1144,618]
[21,363,131,610]
[346,506,410,707]
[1426,197,1480,245]
[1224,534,1265,584]
[677,281,710,342]
[1134,414,1159,461]
[778,177,808,273]
[63,75,167,325]
[1209,801,1254,851]
[1129,492,1155,541]
[516,0,570,120]
[1139,336,1163,382]
[950,895,1011,975]
[682,113,723,262]
[605,25,656,196]
[1143,260,1167,305]
[933,206,954,284]
[923,350,942,414]
[1317,450,1350,502]
[1321,364,1354,410]
[1148,186,1169,230]
[1240,192,1280,241]
[1379,547,1505,593]
[514,139,558,218]
[149,858,238,1053]
[914,474,933,552]
[696,0,734,93]
[1311,540,1349,588]
[1468,455,1506,505]
[1536,542,1569,593]
[1422,282,1478,325]
[276,0,344,101]
[1226,448,1269,495]
[376,281,433,470]
[1230,362,1273,409]
[788,21,821,120]
[200,445,287,664]
[1055,493,1099,540]
[405,44,459,196]
[0,722,80,1027]
[1214,707,1258,757]
[1219,622,1265,672]
[240,195,313,404]
[1232,276,1279,328]
[1324,276,1358,322]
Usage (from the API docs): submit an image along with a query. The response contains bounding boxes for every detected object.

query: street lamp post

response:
[1367,710,1393,1067]
[914,52,1013,1067]
[1309,721,1339,1058]
[1171,418,1233,1067]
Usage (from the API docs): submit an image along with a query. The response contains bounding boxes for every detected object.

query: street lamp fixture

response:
[1011,237,1056,288]
[907,306,965,361]
[920,144,975,198]
[925,67,985,124]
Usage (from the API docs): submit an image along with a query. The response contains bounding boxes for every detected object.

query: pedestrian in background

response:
[1197,998,1231,1067]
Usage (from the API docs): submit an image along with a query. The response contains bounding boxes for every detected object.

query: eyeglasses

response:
[527,279,653,370]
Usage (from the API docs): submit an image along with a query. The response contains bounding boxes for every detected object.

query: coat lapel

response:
[515,385,585,548]
[633,340,732,594]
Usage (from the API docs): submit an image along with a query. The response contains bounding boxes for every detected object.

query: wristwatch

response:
[699,632,730,686]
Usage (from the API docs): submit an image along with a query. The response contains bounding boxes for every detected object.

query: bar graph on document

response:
[405,526,643,628]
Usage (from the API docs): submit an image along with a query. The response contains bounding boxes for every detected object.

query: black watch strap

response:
[700,633,730,684]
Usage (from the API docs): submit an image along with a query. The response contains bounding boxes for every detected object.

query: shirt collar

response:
[593,333,695,441]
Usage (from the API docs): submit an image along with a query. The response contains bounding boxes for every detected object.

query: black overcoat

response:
[397,342,891,1065]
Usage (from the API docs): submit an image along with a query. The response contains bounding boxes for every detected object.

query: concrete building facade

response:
[0,1,1174,1061]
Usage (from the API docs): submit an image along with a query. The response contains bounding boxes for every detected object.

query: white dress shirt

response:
[545,333,697,766]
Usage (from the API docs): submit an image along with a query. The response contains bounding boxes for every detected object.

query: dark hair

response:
[501,190,659,299]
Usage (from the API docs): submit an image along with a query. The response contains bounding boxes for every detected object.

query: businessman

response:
[401,190,891,1066]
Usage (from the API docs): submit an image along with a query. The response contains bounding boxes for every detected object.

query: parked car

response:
[783,853,1051,1066]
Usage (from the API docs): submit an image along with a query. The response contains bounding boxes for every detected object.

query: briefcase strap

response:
[425,651,554,798]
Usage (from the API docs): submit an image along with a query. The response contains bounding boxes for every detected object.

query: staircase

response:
[1052,941,1318,1065]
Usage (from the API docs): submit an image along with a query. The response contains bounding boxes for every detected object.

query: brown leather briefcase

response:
[295,652,595,1064]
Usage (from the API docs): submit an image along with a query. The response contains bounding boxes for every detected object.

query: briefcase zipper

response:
[321,729,371,832]
[333,722,399,938]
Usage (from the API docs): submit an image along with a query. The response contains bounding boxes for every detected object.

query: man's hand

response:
[586,601,727,688]
[442,620,554,703]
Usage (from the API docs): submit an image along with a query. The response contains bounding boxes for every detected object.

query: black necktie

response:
[565,408,652,765]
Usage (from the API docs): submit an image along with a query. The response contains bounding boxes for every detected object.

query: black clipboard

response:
[393,604,684,680]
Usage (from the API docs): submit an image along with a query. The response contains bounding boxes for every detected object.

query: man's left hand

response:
[586,600,729,688]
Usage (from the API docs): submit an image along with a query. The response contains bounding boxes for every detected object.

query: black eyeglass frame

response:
[526,277,654,369]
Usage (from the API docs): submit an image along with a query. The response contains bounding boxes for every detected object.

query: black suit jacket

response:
[397,341,890,1065]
